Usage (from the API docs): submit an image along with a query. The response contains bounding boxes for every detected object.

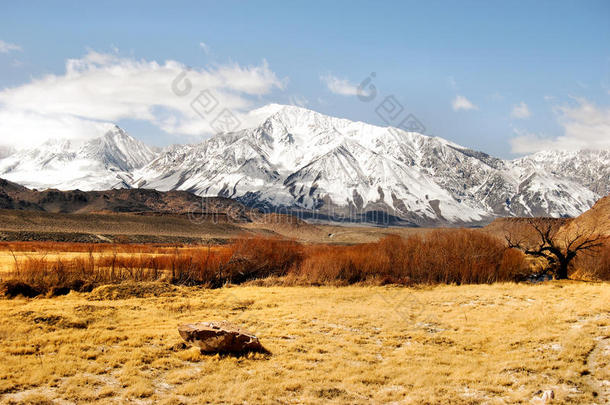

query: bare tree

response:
[505,218,603,279]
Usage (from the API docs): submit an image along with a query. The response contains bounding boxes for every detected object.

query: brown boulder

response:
[178,321,267,354]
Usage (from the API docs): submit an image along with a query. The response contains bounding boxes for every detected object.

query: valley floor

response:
[0,282,608,404]
[0,209,434,245]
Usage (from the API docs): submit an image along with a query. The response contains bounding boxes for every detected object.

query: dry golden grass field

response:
[0,282,608,404]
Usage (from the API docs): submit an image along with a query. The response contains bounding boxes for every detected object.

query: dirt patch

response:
[15,311,89,329]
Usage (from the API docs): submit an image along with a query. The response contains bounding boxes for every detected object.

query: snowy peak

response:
[0,125,159,190]
[81,125,158,171]
[0,104,606,225]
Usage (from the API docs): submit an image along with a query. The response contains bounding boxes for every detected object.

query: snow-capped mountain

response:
[0,104,606,225]
[132,104,602,225]
[0,125,158,190]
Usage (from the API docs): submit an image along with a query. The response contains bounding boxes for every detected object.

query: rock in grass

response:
[532,389,555,404]
[178,321,267,354]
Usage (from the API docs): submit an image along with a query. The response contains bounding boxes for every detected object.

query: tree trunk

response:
[555,261,569,280]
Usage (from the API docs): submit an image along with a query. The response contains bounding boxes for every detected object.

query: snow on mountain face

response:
[132,104,606,225]
[513,150,610,197]
[0,126,158,190]
[80,126,158,171]
[0,105,606,225]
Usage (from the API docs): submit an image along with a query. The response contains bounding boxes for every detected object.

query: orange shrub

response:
[2,232,530,296]
[293,231,529,285]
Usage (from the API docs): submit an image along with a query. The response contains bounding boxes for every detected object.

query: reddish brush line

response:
[2,231,541,295]
[292,231,529,285]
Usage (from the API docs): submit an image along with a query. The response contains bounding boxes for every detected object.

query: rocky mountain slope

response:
[0,104,606,225]
[514,150,610,197]
[0,178,253,222]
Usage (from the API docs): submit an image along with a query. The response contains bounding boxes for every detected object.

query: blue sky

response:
[0,0,609,157]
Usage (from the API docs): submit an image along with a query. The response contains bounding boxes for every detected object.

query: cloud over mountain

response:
[510,99,610,153]
[452,95,477,111]
[320,74,361,96]
[0,51,283,148]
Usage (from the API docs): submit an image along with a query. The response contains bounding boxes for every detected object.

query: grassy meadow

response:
[0,236,608,404]
[0,283,608,404]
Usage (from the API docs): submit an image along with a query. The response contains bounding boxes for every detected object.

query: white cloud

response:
[320,74,360,96]
[0,51,283,148]
[0,40,21,53]
[510,98,610,153]
[452,95,477,111]
[0,109,113,148]
[199,42,210,55]
[511,101,531,119]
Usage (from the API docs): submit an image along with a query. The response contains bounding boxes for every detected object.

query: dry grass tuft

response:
[88,282,181,300]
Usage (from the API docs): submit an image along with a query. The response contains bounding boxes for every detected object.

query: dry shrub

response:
[226,236,303,282]
[2,232,529,296]
[294,230,529,285]
[7,254,97,296]
[573,238,610,280]
[1,236,303,294]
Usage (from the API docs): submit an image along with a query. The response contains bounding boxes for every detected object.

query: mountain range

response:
[0,104,607,226]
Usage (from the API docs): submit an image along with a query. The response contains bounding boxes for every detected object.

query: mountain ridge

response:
[0,104,606,225]
[0,178,254,222]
